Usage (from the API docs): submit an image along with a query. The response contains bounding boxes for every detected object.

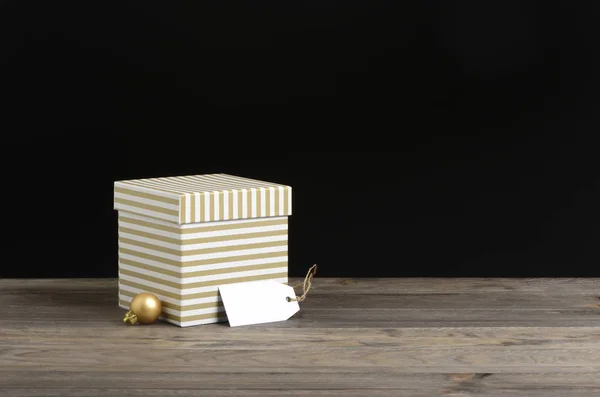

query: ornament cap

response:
[123,310,138,325]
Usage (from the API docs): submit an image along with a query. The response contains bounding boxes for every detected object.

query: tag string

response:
[287,264,317,302]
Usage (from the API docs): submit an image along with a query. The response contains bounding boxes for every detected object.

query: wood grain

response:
[0,278,599,396]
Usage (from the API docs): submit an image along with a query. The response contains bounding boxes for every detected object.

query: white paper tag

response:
[218,280,300,327]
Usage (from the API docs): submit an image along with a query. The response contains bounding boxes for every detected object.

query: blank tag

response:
[218,280,300,327]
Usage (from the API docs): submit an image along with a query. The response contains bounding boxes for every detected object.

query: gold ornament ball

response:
[123,292,162,325]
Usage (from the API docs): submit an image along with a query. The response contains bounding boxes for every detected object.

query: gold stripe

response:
[119,216,287,234]
[115,187,179,205]
[119,289,135,298]
[183,290,221,300]
[274,187,280,216]
[119,258,181,278]
[120,237,287,257]
[256,188,262,218]
[119,227,180,245]
[209,192,215,222]
[265,188,271,217]
[190,194,196,223]
[246,189,251,219]
[163,310,226,323]
[121,267,288,291]
[163,300,223,312]
[181,261,287,278]
[237,190,243,219]
[119,227,287,245]
[119,248,287,267]
[283,187,289,215]
[219,190,225,220]
[120,268,180,289]
[119,248,179,266]
[120,238,180,256]
[120,215,184,233]
[180,195,186,224]
[118,279,182,299]
[228,190,234,220]
[115,198,179,216]
[122,257,287,278]
[200,192,205,222]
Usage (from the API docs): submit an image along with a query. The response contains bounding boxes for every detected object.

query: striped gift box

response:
[114,173,292,327]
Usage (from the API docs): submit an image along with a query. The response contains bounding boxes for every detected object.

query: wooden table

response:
[1,278,599,396]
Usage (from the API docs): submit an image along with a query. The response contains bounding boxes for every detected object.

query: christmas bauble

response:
[123,292,162,325]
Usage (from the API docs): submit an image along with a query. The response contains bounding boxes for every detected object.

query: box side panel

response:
[117,211,289,326]
[118,211,181,317]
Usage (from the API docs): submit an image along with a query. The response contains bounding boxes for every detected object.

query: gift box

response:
[113,174,292,327]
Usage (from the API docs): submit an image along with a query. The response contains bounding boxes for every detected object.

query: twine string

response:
[287,264,317,302]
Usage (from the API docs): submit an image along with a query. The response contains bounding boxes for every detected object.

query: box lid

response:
[114,173,292,224]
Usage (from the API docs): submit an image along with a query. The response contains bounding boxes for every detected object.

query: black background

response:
[2,1,598,278]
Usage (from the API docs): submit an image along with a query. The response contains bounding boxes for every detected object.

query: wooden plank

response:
[2,390,600,397]
[2,344,600,372]
[1,326,599,349]
[1,372,599,397]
